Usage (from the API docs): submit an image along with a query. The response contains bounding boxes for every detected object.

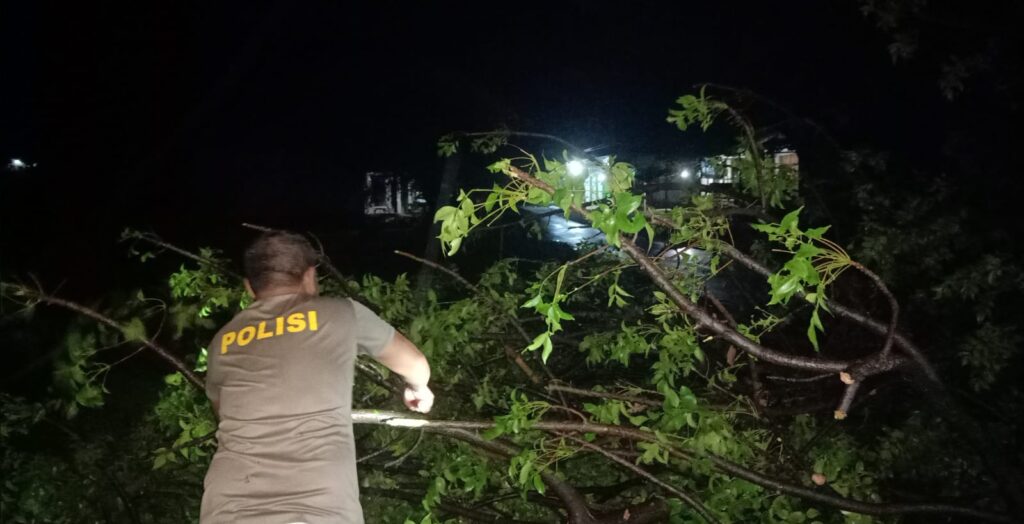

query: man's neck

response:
[254,287,307,301]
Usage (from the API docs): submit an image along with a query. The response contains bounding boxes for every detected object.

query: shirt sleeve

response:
[350,299,396,357]
[204,337,221,409]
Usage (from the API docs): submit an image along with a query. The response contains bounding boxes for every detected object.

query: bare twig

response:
[122,230,241,279]
[849,261,899,357]
[384,430,424,469]
[764,373,834,383]
[458,130,588,158]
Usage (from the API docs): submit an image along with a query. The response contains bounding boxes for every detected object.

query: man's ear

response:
[302,267,318,295]
[243,278,256,298]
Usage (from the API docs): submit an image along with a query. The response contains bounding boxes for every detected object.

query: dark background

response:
[1,0,1019,299]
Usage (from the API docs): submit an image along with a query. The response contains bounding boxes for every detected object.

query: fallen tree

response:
[3,90,1022,523]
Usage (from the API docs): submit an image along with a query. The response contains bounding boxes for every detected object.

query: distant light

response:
[567,159,586,177]
[597,171,607,182]
[9,158,26,170]
[680,168,691,179]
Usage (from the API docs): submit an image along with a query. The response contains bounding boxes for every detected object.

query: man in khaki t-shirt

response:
[201,232,433,524]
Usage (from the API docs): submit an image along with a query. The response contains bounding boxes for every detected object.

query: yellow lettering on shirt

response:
[221,331,236,354]
[219,310,320,354]
[287,312,307,333]
[237,326,256,346]
[257,321,273,340]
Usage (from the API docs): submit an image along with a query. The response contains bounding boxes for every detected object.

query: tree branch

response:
[351,411,1018,523]
[715,243,939,381]
[122,230,241,279]
[4,283,204,389]
[849,261,899,358]
[458,130,588,158]
[507,165,859,374]
[562,434,720,524]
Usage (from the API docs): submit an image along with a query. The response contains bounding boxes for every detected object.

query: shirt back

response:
[201,293,394,524]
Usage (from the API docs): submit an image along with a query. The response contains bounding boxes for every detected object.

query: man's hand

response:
[403,385,434,413]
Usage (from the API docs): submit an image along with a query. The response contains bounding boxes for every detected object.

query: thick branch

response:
[716,243,939,381]
[650,208,1024,509]
[620,237,860,373]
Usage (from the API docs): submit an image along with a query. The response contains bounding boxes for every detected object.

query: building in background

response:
[363,171,426,217]
[643,149,799,207]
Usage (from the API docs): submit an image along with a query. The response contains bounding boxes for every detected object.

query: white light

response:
[10,158,26,169]
[597,171,607,182]
[384,418,429,428]
[567,159,586,177]
[680,168,691,179]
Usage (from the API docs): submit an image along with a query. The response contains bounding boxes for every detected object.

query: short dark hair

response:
[243,231,318,293]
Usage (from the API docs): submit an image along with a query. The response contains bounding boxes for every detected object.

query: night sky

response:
[0,1,997,297]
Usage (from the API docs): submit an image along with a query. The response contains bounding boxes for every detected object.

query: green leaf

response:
[75,384,104,408]
[807,309,825,351]
[446,237,463,257]
[486,158,511,173]
[521,295,543,309]
[121,317,147,342]
[433,205,457,223]
[532,472,546,494]
[779,207,803,233]
[526,332,549,352]
[554,265,568,295]
[541,335,554,363]
[518,460,533,486]
[805,225,831,239]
